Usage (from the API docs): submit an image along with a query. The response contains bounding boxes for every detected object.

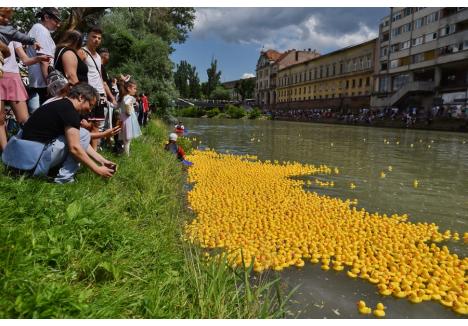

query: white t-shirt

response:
[27,23,56,88]
[3,42,21,74]
[83,46,105,94]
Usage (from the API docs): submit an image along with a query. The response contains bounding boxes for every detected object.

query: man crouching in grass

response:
[2,83,116,183]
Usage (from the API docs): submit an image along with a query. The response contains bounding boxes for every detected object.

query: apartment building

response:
[255,49,320,107]
[372,7,468,110]
[275,39,376,112]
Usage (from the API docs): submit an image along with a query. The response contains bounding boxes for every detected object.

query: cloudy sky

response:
[171,7,390,82]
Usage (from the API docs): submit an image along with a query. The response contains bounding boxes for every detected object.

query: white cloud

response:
[241,73,255,79]
[191,8,384,53]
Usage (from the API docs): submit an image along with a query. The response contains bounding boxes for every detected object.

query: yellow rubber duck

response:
[357,300,372,315]
[350,183,356,189]
[413,180,419,188]
[380,171,386,178]
[373,302,386,317]
[388,166,393,172]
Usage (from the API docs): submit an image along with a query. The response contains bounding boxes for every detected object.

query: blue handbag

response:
[2,135,46,171]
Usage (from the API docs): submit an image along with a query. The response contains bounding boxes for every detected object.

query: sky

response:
[171,7,390,83]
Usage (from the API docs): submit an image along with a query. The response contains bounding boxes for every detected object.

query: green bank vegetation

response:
[0,120,288,318]
[175,105,265,120]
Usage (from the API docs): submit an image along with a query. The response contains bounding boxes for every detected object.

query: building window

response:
[403,7,412,17]
[414,17,424,29]
[402,23,412,33]
[401,40,411,50]
[390,59,399,68]
[366,77,370,86]
[392,74,409,91]
[412,36,424,46]
[411,53,425,64]
[391,26,401,37]
[352,79,356,88]
[346,80,349,89]
[390,44,400,53]
[339,62,344,74]
[425,32,437,42]
[440,24,456,37]
[392,12,402,22]
[380,46,388,57]
[426,11,439,24]
[359,78,362,87]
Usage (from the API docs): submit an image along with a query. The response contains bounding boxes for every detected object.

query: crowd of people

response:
[271,104,468,127]
[0,7,173,184]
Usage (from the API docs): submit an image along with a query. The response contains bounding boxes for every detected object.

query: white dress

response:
[119,95,142,141]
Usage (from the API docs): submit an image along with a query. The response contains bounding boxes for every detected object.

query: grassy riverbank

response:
[0,120,286,318]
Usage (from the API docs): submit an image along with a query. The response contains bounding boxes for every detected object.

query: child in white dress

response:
[118,79,141,156]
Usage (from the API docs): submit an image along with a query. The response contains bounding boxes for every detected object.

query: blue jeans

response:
[33,128,91,183]
[27,87,48,115]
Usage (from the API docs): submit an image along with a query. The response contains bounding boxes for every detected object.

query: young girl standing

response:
[118,79,141,156]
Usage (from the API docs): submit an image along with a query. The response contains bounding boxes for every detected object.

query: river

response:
[180,117,468,318]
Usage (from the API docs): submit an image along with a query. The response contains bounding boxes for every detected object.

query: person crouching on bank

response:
[2,82,117,183]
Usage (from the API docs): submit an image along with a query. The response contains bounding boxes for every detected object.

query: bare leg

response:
[0,101,7,150]
[123,140,131,156]
[10,100,29,124]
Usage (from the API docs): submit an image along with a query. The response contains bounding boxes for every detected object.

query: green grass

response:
[0,120,288,318]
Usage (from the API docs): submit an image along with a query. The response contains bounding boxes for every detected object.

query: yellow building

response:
[276,39,377,112]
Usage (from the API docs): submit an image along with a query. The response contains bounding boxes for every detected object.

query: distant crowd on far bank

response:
[270,104,468,131]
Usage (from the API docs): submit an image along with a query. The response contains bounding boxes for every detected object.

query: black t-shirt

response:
[22,98,81,143]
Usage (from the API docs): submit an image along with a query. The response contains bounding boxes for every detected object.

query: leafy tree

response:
[235,77,255,101]
[174,60,201,99]
[187,65,201,99]
[204,58,222,98]
[12,7,106,39]
[210,86,230,101]
[100,7,195,110]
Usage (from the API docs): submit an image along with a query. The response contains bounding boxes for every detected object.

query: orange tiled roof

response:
[262,49,283,61]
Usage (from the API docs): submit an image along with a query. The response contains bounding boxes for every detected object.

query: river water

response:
[180,117,468,318]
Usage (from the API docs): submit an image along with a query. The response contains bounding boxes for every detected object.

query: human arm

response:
[86,145,117,169]
[0,40,10,58]
[89,125,121,140]
[103,80,117,106]
[64,126,114,178]
[15,44,48,66]
[61,50,79,85]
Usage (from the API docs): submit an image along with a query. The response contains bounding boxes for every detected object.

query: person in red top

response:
[164,132,185,161]
[141,92,149,126]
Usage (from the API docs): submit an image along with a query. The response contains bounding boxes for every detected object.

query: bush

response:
[248,107,261,119]
[225,105,246,119]
[178,106,205,118]
[206,108,220,118]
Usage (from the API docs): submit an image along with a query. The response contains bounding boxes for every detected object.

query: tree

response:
[204,58,222,98]
[210,86,231,101]
[100,7,195,110]
[174,60,201,99]
[12,7,107,40]
[235,77,255,101]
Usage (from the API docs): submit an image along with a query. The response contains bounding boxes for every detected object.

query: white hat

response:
[169,133,178,141]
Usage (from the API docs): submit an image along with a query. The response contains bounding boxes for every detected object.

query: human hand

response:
[105,126,121,137]
[94,165,115,178]
[37,54,50,62]
[102,161,117,172]
[80,119,92,129]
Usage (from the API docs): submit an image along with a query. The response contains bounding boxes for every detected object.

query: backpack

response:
[46,47,68,96]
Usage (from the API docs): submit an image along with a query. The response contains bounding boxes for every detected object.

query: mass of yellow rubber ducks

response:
[184,149,467,315]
